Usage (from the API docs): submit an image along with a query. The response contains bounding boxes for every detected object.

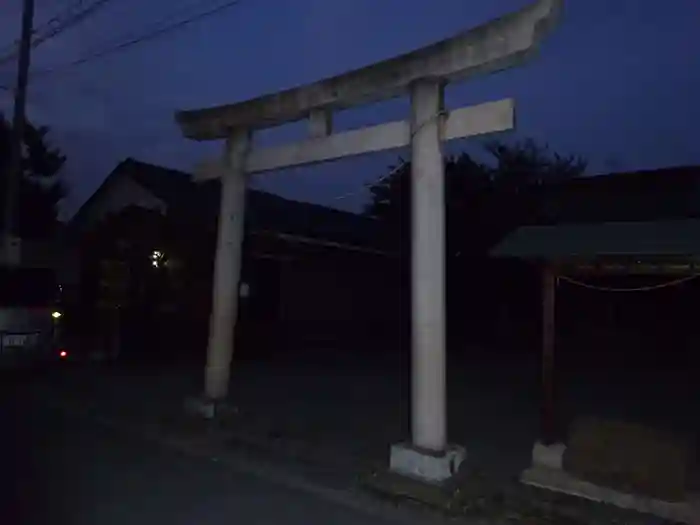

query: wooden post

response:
[3,0,35,260]
[541,265,557,444]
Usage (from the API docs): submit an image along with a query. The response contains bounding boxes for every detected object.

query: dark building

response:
[527,165,700,225]
[452,165,700,352]
[65,159,402,364]
[492,165,700,365]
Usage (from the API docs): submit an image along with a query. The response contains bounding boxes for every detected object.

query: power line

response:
[0,0,245,91]
[35,0,116,48]
[33,0,113,37]
[0,0,226,67]
[332,111,447,202]
[33,0,243,76]
[1,0,78,57]
[75,0,226,55]
[0,0,116,67]
[2,4,244,117]
[3,0,36,253]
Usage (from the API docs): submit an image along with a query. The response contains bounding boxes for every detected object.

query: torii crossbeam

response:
[175,0,561,484]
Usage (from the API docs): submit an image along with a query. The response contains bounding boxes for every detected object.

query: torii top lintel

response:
[175,0,561,141]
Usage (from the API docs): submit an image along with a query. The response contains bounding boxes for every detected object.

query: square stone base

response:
[1,235,21,265]
[183,396,236,420]
[521,441,700,524]
[390,442,466,484]
[532,440,566,470]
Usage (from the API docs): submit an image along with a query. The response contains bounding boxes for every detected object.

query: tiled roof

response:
[528,165,700,225]
[492,219,700,260]
[88,158,384,250]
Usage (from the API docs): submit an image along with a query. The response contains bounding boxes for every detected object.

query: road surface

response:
[0,371,403,525]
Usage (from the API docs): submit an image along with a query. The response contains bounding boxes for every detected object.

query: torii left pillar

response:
[202,128,250,408]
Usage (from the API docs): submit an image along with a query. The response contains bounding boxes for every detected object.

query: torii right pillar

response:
[389,79,460,481]
[410,80,447,454]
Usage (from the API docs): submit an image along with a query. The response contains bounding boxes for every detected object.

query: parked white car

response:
[0,266,64,368]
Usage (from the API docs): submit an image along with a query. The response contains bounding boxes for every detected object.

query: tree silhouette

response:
[365,139,587,256]
[365,139,587,347]
[0,113,67,238]
[486,139,587,190]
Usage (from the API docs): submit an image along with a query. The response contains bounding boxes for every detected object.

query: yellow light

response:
[52,311,62,319]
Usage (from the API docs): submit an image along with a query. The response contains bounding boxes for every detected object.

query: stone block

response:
[521,460,700,524]
[563,416,695,502]
[532,441,565,470]
[390,442,466,484]
[183,396,237,420]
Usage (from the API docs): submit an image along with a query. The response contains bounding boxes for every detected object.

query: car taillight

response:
[59,350,67,358]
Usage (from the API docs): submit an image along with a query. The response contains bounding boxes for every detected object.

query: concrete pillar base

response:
[389,442,466,484]
[521,441,700,524]
[183,395,236,420]
[1,235,21,265]
[531,440,566,470]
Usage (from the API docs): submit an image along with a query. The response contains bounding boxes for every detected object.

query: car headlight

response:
[52,311,62,319]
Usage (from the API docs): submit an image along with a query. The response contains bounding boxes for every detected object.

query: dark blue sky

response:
[1,0,699,218]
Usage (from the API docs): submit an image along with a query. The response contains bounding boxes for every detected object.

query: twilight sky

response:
[0,0,698,219]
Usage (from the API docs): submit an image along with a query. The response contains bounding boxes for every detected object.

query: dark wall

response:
[73,206,404,365]
[235,244,403,361]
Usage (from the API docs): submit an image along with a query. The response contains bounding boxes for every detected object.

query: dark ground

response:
[0,369,421,525]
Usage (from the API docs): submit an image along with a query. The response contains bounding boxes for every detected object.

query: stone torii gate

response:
[176,0,561,483]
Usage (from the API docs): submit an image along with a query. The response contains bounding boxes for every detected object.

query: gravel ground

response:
[27,351,693,524]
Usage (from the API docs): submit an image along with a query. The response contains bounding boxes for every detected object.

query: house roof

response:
[491,219,700,260]
[527,165,700,225]
[126,160,194,207]
[71,158,385,251]
[189,179,381,249]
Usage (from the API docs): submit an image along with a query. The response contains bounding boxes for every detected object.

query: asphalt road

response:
[0,372,401,525]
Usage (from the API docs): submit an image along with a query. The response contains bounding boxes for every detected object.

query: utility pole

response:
[3,0,36,265]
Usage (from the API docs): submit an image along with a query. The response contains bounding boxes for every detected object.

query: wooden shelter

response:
[492,218,700,445]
